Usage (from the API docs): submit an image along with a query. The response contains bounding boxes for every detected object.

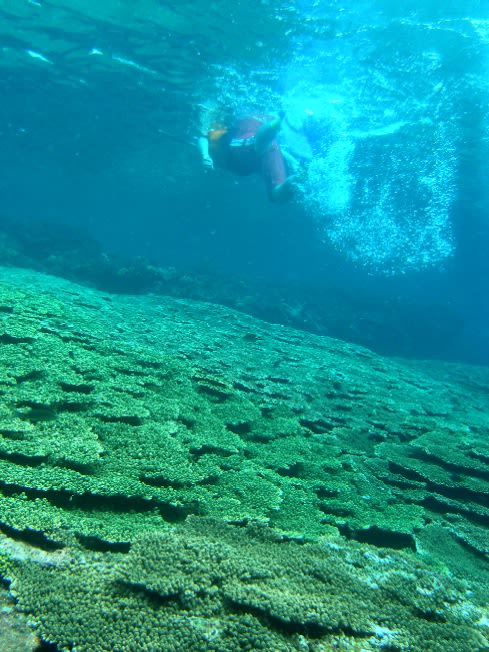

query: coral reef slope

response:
[0,267,487,651]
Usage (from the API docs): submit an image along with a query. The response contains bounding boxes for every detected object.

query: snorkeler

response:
[198,113,298,203]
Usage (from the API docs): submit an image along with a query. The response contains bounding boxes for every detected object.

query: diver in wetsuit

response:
[198,113,297,203]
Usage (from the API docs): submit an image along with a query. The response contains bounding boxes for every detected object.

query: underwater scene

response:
[0,1,488,651]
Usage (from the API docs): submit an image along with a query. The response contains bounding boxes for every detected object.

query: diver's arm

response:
[254,113,284,156]
[198,136,214,169]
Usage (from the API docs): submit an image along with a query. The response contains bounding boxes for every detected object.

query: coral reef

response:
[0,216,468,362]
[5,518,487,652]
[0,266,488,651]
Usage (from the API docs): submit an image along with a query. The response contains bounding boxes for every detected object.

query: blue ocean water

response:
[0,0,488,364]
[2,5,489,651]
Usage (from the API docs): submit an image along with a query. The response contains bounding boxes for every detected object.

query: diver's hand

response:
[293,161,309,184]
[202,155,214,170]
[271,168,307,203]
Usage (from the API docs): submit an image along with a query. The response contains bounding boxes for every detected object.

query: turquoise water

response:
[0,5,489,650]
[1,0,488,363]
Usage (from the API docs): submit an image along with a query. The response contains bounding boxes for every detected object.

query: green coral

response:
[4,519,487,652]
[0,267,488,651]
